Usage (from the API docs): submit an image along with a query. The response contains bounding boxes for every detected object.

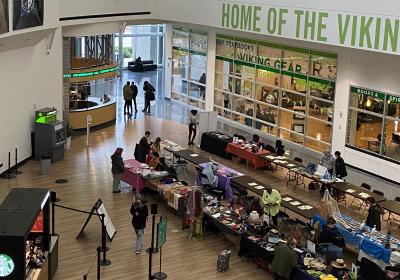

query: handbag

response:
[303,253,315,267]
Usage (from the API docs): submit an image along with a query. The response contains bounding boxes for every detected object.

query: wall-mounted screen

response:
[13,0,43,30]
[0,0,8,34]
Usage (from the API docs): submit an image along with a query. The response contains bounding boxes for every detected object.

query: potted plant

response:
[65,123,73,150]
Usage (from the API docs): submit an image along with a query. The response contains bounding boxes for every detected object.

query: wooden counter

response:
[69,96,116,130]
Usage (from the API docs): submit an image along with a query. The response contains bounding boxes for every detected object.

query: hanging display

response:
[13,0,43,30]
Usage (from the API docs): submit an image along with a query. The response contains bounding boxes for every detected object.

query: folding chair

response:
[276,211,297,233]
[349,183,370,212]
[295,218,313,241]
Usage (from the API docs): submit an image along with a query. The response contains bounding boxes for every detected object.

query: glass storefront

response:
[214,34,337,152]
[346,86,400,162]
[171,27,207,110]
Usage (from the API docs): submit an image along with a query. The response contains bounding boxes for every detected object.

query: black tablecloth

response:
[200,132,232,159]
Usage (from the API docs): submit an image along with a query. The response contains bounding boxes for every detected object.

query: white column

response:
[163,24,173,99]
[331,48,352,153]
[118,32,123,80]
[205,28,216,111]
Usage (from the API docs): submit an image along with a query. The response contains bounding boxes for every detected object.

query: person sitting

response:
[249,134,262,147]
[319,217,345,258]
[271,238,298,280]
[158,157,178,179]
[148,152,160,169]
[201,163,218,188]
[275,140,285,156]
[151,137,161,154]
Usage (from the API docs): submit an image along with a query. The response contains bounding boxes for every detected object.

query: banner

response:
[0,0,8,34]
[13,0,44,31]
[218,0,400,56]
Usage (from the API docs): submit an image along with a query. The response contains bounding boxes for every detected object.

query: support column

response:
[205,28,216,111]
[118,32,123,80]
[331,48,352,153]
[62,38,71,122]
[163,24,173,99]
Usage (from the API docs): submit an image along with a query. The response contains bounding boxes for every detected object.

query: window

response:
[171,27,208,110]
[346,86,400,162]
[214,34,336,153]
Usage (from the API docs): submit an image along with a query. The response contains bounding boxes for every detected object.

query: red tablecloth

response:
[226,143,270,169]
[121,159,145,193]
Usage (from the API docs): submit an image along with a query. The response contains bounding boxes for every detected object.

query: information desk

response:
[226,142,269,169]
[200,132,232,159]
[69,96,116,130]
[0,188,58,280]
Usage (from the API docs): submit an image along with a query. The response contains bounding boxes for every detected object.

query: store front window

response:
[171,27,207,110]
[346,86,400,162]
[214,34,337,153]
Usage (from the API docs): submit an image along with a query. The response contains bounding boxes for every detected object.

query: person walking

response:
[111,148,124,193]
[130,194,149,254]
[188,110,199,145]
[123,81,133,115]
[334,151,347,179]
[130,81,138,113]
[142,81,155,114]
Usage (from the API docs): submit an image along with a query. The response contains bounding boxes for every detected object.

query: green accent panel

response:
[281,70,308,80]
[217,34,235,41]
[235,36,258,45]
[216,55,234,63]
[350,86,386,100]
[172,46,190,52]
[191,29,208,36]
[189,49,207,57]
[64,66,117,79]
[157,217,167,250]
[35,116,46,124]
[256,64,281,74]
[308,76,336,86]
[283,45,309,54]
[257,41,282,50]
[234,60,256,68]
[310,50,337,59]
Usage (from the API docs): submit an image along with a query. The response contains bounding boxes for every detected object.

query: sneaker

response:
[135,250,140,254]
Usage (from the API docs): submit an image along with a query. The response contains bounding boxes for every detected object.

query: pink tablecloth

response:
[121,159,145,193]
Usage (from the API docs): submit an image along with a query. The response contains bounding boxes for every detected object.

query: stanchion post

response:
[148,214,156,280]
[97,247,101,280]
[52,202,55,236]
[100,214,111,266]
[83,275,87,280]
[14,148,17,175]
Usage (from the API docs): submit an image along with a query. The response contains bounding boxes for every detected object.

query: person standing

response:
[130,195,149,254]
[130,81,138,113]
[262,186,281,226]
[366,197,384,231]
[139,131,152,157]
[271,238,298,280]
[111,148,124,193]
[199,73,206,100]
[142,81,155,114]
[334,151,347,179]
[123,81,133,115]
[188,110,199,145]
[275,140,285,156]
[320,149,336,175]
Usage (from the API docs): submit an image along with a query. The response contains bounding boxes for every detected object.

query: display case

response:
[0,188,57,280]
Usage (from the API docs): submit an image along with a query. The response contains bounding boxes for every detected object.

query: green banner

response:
[64,66,117,79]
[350,86,386,100]
[157,216,167,250]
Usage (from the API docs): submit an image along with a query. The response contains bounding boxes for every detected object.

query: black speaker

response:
[151,204,158,215]
[50,191,57,202]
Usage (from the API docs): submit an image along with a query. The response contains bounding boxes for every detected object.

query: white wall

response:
[0,28,62,173]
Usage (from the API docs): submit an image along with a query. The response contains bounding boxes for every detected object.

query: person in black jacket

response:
[130,81,138,113]
[366,197,384,231]
[111,148,124,193]
[319,217,344,258]
[275,140,285,156]
[130,195,149,254]
[334,151,347,179]
[142,81,155,114]
[139,131,152,157]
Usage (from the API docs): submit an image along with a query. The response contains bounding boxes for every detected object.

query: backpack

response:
[149,91,155,101]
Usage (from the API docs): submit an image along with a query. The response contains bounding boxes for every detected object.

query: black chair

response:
[385,265,400,279]
[373,189,385,197]
[276,211,297,233]
[359,257,385,279]
[295,218,313,241]
[391,133,400,151]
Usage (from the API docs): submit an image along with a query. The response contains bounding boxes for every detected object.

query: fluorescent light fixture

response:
[41,191,50,209]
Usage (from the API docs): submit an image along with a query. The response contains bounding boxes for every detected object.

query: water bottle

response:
[360,220,365,231]
[370,225,377,238]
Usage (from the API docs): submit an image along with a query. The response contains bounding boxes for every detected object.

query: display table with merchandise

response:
[200,131,233,159]
[312,214,400,265]
[196,162,243,200]
[225,142,270,169]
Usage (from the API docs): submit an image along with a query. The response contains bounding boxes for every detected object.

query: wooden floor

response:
[0,116,397,279]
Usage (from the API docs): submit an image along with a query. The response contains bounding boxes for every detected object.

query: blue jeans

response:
[135,229,144,252]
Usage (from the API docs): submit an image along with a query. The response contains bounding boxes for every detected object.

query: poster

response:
[13,0,43,30]
[0,0,8,34]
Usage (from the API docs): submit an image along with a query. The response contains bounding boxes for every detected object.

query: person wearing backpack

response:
[130,81,138,113]
[142,81,155,114]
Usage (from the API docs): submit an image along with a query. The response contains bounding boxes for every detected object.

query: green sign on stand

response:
[156,217,167,250]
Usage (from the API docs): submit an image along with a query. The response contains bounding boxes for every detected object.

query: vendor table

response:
[230,175,271,196]
[280,194,318,221]
[196,162,243,200]
[121,159,145,193]
[204,212,242,236]
[173,149,210,166]
[332,182,386,203]
[226,142,270,169]
[200,131,232,159]
[380,200,400,222]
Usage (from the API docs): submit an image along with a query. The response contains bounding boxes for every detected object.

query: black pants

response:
[133,98,137,112]
[143,98,151,113]
[189,124,197,144]
[124,100,132,114]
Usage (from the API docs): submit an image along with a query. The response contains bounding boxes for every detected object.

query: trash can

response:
[40,153,52,175]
